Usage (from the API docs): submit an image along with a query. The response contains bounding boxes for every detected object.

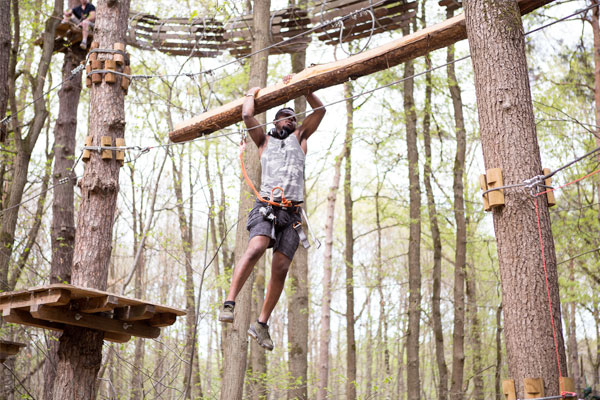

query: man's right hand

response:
[246,87,260,98]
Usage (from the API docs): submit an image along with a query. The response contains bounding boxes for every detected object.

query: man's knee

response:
[272,255,291,279]
[246,237,268,259]
[81,20,89,27]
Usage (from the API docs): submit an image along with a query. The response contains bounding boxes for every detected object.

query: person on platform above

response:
[219,76,326,351]
[62,0,96,50]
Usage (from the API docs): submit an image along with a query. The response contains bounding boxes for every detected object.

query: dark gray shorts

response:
[246,200,302,260]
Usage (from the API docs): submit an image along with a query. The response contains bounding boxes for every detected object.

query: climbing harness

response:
[239,134,320,248]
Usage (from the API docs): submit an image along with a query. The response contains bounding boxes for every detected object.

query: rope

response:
[239,138,296,208]
[532,196,563,380]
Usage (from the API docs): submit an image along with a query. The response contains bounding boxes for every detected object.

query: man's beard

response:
[271,126,293,139]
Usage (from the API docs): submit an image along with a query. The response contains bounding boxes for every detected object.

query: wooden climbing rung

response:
[0,284,185,343]
[0,340,26,363]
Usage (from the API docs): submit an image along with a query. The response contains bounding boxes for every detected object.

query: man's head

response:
[80,0,88,5]
[274,107,297,135]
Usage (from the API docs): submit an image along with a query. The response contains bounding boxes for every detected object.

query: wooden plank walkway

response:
[0,284,185,343]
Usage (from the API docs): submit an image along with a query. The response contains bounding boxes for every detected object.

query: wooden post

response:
[168,0,553,142]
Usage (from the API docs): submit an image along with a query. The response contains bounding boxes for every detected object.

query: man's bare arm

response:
[298,92,326,141]
[87,10,96,22]
[242,87,266,149]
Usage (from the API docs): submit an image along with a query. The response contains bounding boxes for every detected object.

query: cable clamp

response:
[71,64,85,75]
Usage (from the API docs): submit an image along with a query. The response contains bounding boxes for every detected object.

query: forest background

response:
[0,0,597,399]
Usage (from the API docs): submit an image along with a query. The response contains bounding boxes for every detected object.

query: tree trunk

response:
[403,19,422,400]
[43,42,85,400]
[220,1,269,399]
[495,304,503,400]
[464,0,567,395]
[566,260,580,391]
[249,259,266,400]
[466,266,483,400]
[51,0,131,398]
[423,47,448,400]
[0,0,9,142]
[287,46,309,400]
[447,7,467,399]
[170,146,198,400]
[317,148,345,400]
[343,80,357,400]
[0,0,61,292]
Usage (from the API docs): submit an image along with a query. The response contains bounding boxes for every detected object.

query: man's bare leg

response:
[226,235,270,302]
[80,20,90,48]
[258,251,293,323]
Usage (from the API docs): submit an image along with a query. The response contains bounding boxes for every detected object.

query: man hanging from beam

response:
[219,78,326,351]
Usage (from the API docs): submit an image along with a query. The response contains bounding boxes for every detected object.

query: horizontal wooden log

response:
[30,304,161,339]
[169,0,552,142]
[0,288,71,312]
[74,295,119,313]
[115,304,155,321]
[3,308,63,331]
[2,308,130,343]
[148,312,177,327]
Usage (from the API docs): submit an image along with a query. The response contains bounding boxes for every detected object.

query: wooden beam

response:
[148,312,177,327]
[30,304,161,339]
[74,295,120,313]
[0,340,26,357]
[0,288,71,312]
[169,0,553,142]
[103,332,132,343]
[2,308,130,343]
[114,304,155,321]
[2,308,64,331]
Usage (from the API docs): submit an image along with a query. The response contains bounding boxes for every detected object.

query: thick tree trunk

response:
[464,0,567,395]
[343,81,357,400]
[44,45,78,382]
[317,148,345,400]
[220,1,269,399]
[447,7,467,398]
[43,44,85,398]
[51,0,131,398]
[287,47,309,400]
[0,0,9,141]
[403,20,422,400]
[423,49,448,400]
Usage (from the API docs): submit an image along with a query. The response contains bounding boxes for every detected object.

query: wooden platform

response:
[224,7,312,57]
[438,0,462,11]
[0,284,185,343]
[35,22,94,52]
[0,340,26,363]
[312,0,417,46]
[127,11,225,57]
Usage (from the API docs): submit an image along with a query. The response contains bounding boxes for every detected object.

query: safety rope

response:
[239,136,298,209]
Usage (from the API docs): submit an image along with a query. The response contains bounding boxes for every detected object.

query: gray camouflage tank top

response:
[259,134,305,202]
